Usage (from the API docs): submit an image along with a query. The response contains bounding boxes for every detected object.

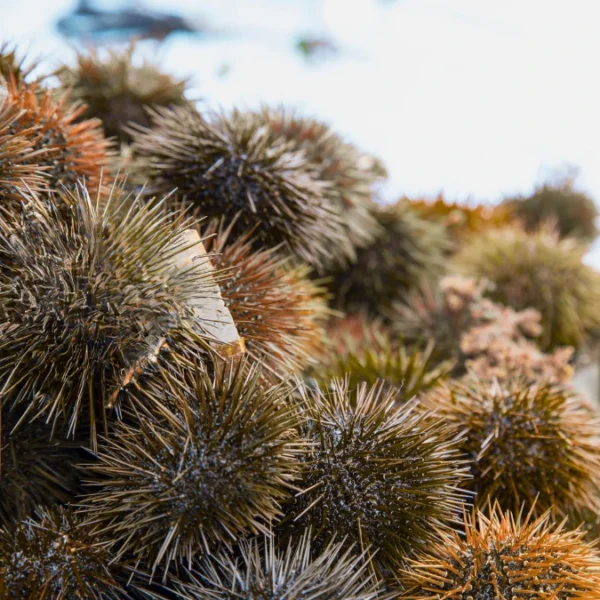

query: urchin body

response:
[130,105,349,267]
[82,362,303,573]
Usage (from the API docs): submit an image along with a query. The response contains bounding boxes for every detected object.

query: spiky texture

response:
[82,360,303,573]
[1,78,111,202]
[392,275,575,382]
[503,178,598,243]
[455,226,600,350]
[259,107,385,256]
[175,532,383,600]
[0,184,215,449]
[400,505,600,599]
[280,380,468,573]
[129,105,348,267]
[202,218,328,377]
[0,407,84,529]
[312,334,452,403]
[0,43,38,87]
[422,378,600,517]
[407,194,513,243]
[324,201,449,318]
[0,508,127,599]
[57,45,190,144]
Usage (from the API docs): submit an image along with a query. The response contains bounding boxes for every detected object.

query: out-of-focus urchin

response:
[279,380,469,573]
[400,504,600,599]
[455,225,600,350]
[324,201,449,318]
[175,531,384,600]
[258,107,385,256]
[0,508,127,599]
[1,78,111,203]
[422,378,600,518]
[129,105,350,268]
[202,217,329,377]
[57,44,190,145]
[82,360,304,573]
[0,184,216,449]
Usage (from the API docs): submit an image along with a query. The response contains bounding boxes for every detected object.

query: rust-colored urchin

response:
[174,531,384,600]
[0,183,217,450]
[0,507,128,599]
[279,379,469,574]
[1,78,111,201]
[455,225,600,350]
[400,504,600,599]
[0,43,40,87]
[258,107,385,258]
[324,200,450,319]
[422,378,600,518]
[0,406,84,529]
[129,105,349,268]
[81,360,303,574]
[57,44,190,145]
[502,175,599,243]
[202,217,329,378]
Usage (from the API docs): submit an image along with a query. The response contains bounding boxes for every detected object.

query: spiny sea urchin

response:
[1,77,111,200]
[279,380,468,573]
[0,406,84,529]
[0,43,38,87]
[129,105,349,268]
[57,44,190,144]
[82,360,303,573]
[422,378,600,517]
[202,217,329,377]
[258,107,384,256]
[174,531,384,600]
[0,507,127,599]
[502,175,598,243]
[400,504,600,599]
[0,184,216,448]
[455,225,600,350]
[324,201,449,318]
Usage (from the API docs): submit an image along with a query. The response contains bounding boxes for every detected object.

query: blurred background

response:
[2,0,600,259]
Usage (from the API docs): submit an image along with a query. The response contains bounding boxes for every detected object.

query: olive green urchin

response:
[455,225,600,350]
[0,406,84,529]
[279,380,469,573]
[57,44,190,145]
[129,105,349,268]
[399,504,600,599]
[312,334,452,404]
[422,378,600,518]
[502,177,599,243]
[1,78,111,203]
[175,531,384,600]
[258,107,385,256]
[324,201,449,318]
[0,507,128,599]
[82,360,304,573]
[0,184,216,449]
[202,218,329,377]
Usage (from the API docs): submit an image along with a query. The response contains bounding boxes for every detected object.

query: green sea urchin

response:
[82,360,303,573]
[129,105,349,267]
[280,380,468,572]
[175,531,383,600]
[0,508,127,599]
[400,504,600,599]
[455,225,600,350]
[57,44,190,144]
[422,378,600,517]
[0,184,216,448]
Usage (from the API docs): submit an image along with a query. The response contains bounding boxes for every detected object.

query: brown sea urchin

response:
[400,504,600,599]
[129,105,349,267]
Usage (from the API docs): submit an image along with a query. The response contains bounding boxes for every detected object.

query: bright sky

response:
[2,0,600,256]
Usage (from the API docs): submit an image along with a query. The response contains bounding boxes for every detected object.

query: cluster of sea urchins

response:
[2,41,600,599]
